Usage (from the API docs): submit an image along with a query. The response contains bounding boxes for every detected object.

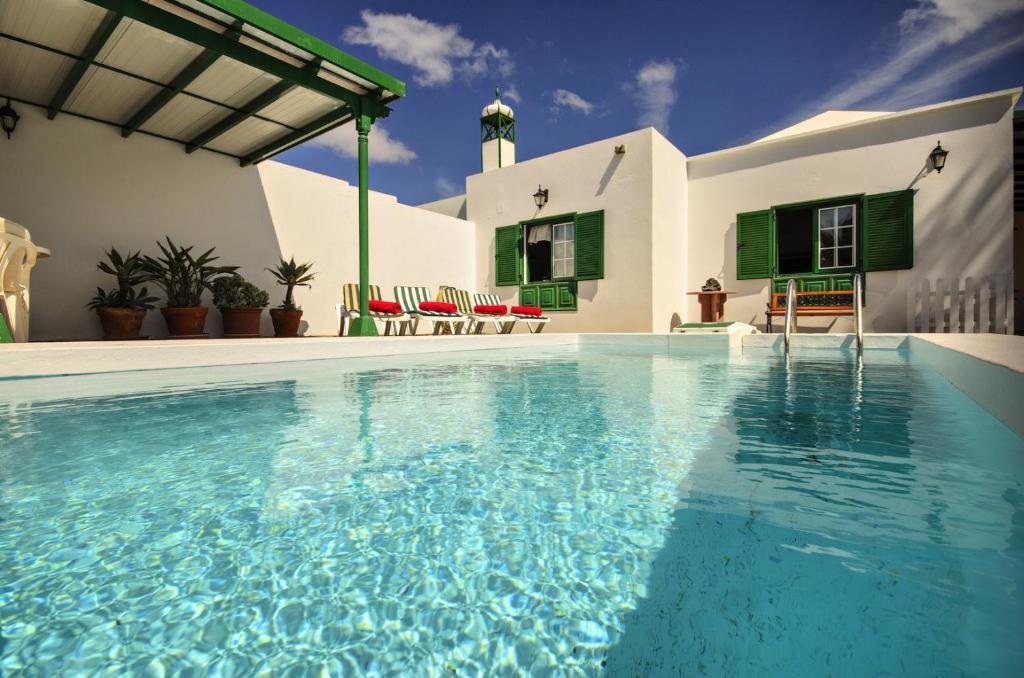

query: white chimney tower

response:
[480,87,515,172]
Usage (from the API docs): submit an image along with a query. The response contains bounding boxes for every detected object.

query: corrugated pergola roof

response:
[0,0,405,166]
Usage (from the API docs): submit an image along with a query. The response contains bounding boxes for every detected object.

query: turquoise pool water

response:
[1,345,1022,676]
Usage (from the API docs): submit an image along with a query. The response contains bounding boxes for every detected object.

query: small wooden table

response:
[688,290,736,323]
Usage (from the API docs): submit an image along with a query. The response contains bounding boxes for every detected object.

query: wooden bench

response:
[766,290,854,333]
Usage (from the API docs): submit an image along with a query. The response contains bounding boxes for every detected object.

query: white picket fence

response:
[910,271,1014,334]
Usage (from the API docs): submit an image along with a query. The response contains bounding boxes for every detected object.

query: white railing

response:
[783,277,797,354]
[853,272,863,352]
[911,272,1014,334]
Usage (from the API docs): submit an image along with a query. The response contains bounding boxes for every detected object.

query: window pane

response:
[553,261,565,278]
[838,227,853,246]
[838,206,854,227]
[553,242,565,259]
[553,224,565,241]
[819,208,835,229]
[820,249,835,268]
[837,247,853,267]
[820,229,835,247]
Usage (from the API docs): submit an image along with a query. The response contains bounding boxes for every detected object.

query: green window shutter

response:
[863,190,913,271]
[494,224,521,286]
[574,210,604,280]
[736,209,774,279]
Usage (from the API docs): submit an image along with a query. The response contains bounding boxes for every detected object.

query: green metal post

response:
[348,102,378,336]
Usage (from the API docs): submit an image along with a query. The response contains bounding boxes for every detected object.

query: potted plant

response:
[143,238,237,338]
[86,248,159,340]
[266,257,315,337]
[212,274,270,338]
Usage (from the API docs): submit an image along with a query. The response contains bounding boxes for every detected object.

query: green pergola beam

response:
[82,0,388,114]
[184,59,318,153]
[194,0,405,98]
[121,21,242,138]
[47,10,122,119]
[239,105,352,167]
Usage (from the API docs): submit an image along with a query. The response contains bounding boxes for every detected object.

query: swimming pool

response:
[2,344,1022,675]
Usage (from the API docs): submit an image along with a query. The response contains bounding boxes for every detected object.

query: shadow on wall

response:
[596,153,623,197]
[2,106,290,340]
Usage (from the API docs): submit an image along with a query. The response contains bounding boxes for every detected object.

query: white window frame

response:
[523,221,574,283]
[818,204,856,270]
[552,221,574,280]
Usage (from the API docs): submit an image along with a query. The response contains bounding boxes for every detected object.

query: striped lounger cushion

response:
[395,286,461,317]
[474,293,548,319]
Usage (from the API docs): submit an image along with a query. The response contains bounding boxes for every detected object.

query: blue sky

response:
[252,0,1024,206]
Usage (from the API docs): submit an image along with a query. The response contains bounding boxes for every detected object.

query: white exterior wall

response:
[0,106,475,340]
[650,131,689,331]
[481,138,514,172]
[468,128,658,332]
[686,92,1017,332]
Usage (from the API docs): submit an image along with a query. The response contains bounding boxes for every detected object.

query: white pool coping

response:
[1,332,1020,378]
[0,333,579,378]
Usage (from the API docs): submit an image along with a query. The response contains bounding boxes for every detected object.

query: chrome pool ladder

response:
[783,277,796,355]
[853,272,864,354]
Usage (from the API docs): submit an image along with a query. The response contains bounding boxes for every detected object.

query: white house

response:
[426,87,1020,335]
[0,2,1018,342]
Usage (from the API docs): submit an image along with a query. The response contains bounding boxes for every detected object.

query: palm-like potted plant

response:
[87,248,159,340]
[266,257,315,337]
[212,274,270,338]
[143,238,237,338]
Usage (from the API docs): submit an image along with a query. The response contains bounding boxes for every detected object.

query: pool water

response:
[1,345,1022,676]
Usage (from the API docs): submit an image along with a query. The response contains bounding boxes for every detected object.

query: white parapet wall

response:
[0,106,477,340]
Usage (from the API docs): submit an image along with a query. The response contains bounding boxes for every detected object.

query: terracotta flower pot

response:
[96,307,147,340]
[269,308,303,337]
[220,307,264,338]
[161,306,209,338]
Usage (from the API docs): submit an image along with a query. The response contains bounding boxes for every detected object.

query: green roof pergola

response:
[0,0,407,335]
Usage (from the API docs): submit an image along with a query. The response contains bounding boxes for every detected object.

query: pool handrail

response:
[853,272,864,353]
[783,277,796,354]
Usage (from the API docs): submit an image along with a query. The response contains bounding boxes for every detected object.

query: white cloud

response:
[767,0,1024,132]
[434,175,460,198]
[307,124,417,164]
[343,10,513,87]
[870,31,1024,110]
[551,89,594,115]
[624,60,678,135]
[503,84,522,104]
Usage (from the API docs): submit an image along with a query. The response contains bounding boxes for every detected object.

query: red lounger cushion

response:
[473,304,507,315]
[368,300,402,314]
[511,306,543,316]
[418,301,458,314]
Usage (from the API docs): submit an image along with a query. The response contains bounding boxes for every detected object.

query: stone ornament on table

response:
[701,278,722,292]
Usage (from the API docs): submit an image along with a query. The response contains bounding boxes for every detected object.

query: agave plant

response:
[142,238,237,308]
[86,248,158,310]
[266,257,316,310]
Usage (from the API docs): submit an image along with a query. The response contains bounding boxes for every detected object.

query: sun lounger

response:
[394,286,467,335]
[441,286,515,334]
[474,293,549,333]
[337,284,409,336]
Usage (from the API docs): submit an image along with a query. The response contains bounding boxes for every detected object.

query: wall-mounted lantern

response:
[0,98,19,139]
[533,185,549,209]
[929,141,948,173]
